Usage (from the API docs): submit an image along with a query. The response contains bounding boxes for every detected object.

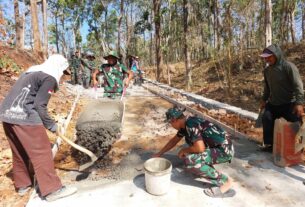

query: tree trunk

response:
[42,0,48,58]
[265,0,272,47]
[55,13,59,53]
[153,0,162,81]
[183,0,192,90]
[117,0,124,55]
[14,0,24,49]
[302,1,305,40]
[289,2,296,44]
[30,0,42,53]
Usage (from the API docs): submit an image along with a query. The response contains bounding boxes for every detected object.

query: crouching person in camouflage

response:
[153,106,235,198]
[92,51,133,98]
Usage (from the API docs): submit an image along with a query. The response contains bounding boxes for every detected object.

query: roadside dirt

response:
[1,43,305,206]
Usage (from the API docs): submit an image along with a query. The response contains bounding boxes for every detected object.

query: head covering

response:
[259,48,274,58]
[104,51,119,59]
[26,54,69,90]
[165,106,185,122]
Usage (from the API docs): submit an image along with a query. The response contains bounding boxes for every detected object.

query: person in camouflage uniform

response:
[153,106,235,198]
[92,51,133,98]
[69,50,83,85]
[81,52,96,89]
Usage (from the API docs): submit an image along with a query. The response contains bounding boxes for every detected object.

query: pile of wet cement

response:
[72,100,123,164]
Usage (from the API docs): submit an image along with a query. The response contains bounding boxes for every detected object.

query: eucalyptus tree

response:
[30,0,41,53]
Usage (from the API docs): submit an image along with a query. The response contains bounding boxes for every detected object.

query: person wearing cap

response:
[153,106,235,198]
[81,51,96,89]
[92,51,133,98]
[259,44,304,152]
[69,50,83,85]
[0,54,77,201]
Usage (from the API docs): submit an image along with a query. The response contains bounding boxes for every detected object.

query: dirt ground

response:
[1,43,305,206]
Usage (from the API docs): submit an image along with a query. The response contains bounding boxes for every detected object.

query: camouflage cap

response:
[165,106,185,122]
[104,51,119,59]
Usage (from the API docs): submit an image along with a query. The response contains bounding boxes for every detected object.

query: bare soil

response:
[1,43,305,206]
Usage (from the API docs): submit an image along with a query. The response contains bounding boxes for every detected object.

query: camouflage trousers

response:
[184,143,234,187]
[103,87,123,99]
[71,68,82,85]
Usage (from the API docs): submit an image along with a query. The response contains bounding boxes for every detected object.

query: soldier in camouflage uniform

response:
[81,52,96,89]
[92,51,133,98]
[153,106,235,198]
[69,50,83,85]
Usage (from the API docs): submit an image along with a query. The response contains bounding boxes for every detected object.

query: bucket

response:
[273,118,303,167]
[144,158,172,196]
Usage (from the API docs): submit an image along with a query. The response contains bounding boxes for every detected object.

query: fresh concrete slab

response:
[27,136,305,207]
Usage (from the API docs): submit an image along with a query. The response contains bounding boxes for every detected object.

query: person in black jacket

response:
[259,44,304,152]
[0,54,77,201]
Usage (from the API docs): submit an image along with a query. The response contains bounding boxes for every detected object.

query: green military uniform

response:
[99,63,128,98]
[69,56,82,85]
[81,58,95,89]
[166,108,234,187]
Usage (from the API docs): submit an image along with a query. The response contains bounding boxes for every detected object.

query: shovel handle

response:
[58,133,98,162]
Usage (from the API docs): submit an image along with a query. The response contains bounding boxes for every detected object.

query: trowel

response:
[295,116,305,153]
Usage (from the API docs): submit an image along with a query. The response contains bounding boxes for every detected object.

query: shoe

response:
[18,186,31,196]
[45,186,77,202]
[258,145,273,153]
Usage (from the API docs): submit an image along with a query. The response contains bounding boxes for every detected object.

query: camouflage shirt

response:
[69,57,81,70]
[177,116,227,148]
[99,63,128,96]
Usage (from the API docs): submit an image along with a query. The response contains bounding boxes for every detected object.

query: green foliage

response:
[0,55,21,73]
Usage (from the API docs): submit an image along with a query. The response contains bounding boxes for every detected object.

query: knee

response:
[262,110,273,123]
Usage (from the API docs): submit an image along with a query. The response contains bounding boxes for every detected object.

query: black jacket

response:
[0,71,57,132]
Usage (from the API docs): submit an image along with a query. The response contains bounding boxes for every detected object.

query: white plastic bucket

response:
[144,157,172,196]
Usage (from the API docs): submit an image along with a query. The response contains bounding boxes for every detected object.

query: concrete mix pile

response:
[72,100,123,164]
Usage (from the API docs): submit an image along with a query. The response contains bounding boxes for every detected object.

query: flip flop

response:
[202,182,216,189]
[204,187,236,198]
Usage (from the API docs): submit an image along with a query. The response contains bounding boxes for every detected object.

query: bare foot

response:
[220,176,233,193]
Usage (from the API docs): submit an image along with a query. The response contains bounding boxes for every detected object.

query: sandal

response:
[202,182,216,189]
[204,187,236,198]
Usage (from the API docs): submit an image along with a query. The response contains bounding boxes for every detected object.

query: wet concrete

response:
[73,100,124,164]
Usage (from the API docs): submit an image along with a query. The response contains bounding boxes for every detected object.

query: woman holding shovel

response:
[0,54,77,201]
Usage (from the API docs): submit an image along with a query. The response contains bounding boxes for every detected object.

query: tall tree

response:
[153,0,162,81]
[117,0,124,55]
[14,0,24,49]
[183,0,192,90]
[30,0,42,53]
[42,0,48,58]
[302,0,305,40]
[265,0,272,47]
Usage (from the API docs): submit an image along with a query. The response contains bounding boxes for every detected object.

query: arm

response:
[152,135,182,157]
[178,139,205,159]
[92,69,100,87]
[34,76,57,132]
[288,64,304,116]
[125,70,133,87]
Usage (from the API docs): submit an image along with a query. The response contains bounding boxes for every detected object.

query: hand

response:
[178,149,188,159]
[152,153,161,158]
[293,105,304,117]
[124,79,130,87]
[93,80,98,87]
[260,100,266,110]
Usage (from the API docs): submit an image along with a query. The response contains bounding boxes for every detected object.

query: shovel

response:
[255,108,264,128]
[58,133,98,171]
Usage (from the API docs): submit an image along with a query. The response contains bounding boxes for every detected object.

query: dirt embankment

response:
[144,42,305,113]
